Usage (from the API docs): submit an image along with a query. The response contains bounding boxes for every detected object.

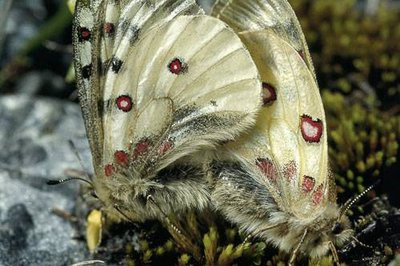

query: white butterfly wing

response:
[101,15,262,178]
[73,0,204,168]
[211,0,315,78]
[227,29,330,218]
[73,0,105,165]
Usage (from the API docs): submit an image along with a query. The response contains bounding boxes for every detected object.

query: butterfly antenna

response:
[242,233,253,245]
[70,260,105,266]
[339,180,381,218]
[47,140,94,187]
[47,176,93,187]
[67,139,93,181]
[351,236,373,249]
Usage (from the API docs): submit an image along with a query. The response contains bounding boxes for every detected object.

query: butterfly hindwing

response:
[208,26,345,262]
[209,1,353,261]
[211,0,316,78]
[208,0,331,217]
[229,29,330,216]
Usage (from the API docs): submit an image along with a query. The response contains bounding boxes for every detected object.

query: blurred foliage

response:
[291,0,400,108]
[323,90,399,198]
[0,0,72,90]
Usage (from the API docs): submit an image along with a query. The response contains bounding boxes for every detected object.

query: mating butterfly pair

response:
[72,0,353,264]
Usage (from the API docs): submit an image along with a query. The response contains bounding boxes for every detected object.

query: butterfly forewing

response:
[73,0,107,166]
[211,0,316,78]
[73,0,208,174]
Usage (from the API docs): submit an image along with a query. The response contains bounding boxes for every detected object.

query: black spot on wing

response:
[111,56,123,73]
[98,98,112,116]
[119,20,140,44]
[99,59,111,76]
[129,25,140,44]
[82,64,92,79]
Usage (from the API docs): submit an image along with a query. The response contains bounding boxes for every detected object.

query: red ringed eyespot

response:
[116,95,133,112]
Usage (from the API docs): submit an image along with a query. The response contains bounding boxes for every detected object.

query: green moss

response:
[291,0,400,108]
[323,90,399,196]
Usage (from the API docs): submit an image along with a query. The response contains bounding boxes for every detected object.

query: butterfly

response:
[208,0,354,264]
[72,0,262,223]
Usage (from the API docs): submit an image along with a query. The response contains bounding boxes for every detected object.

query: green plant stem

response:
[0,0,72,88]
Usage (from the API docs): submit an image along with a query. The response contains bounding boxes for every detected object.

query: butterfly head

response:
[298,203,353,258]
[91,165,158,220]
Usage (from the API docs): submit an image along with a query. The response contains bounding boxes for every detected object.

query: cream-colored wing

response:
[211,0,315,77]
[100,15,261,179]
[73,0,105,166]
[227,29,330,217]
[73,0,203,169]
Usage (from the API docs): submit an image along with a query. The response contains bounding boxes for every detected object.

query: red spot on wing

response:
[133,140,150,159]
[261,82,277,105]
[104,164,114,177]
[256,158,277,182]
[104,22,115,35]
[312,185,324,205]
[114,150,129,165]
[298,50,305,61]
[302,175,315,192]
[283,161,297,181]
[116,95,133,112]
[168,58,186,75]
[300,115,323,143]
[159,140,174,155]
[78,27,91,41]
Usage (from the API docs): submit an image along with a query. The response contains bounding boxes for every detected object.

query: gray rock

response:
[0,95,92,266]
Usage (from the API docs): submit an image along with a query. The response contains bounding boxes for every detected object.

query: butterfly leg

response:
[113,204,137,224]
[146,195,182,234]
[146,195,202,261]
[328,241,341,266]
[289,229,308,266]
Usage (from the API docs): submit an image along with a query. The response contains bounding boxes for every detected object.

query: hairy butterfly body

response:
[73,0,262,222]
[209,0,353,263]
